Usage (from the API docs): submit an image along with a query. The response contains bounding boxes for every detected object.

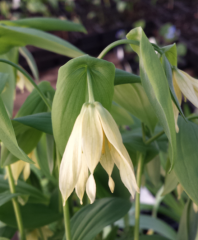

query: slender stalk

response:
[97,39,139,59]
[63,201,71,240]
[134,154,144,240]
[141,123,146,143]
[56,149,71,240]
[6,166,25,240]
[0,59,52,111]
[87,69,95,102]
[38,228,45,240]
[145,130,164,145]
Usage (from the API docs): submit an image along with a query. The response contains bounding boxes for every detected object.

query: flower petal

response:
[75,152,89,204]
[95,102,123,150]
[59,108,85,205]
[111,145,139,198]
[11,160,26,184]
[23,163,30,181]
[86,174,96,204]
[82,103,103,173]
[95,102,138,197]
[100,134,115,192]
[174,69,198,108]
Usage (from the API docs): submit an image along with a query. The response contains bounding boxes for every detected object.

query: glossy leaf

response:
[0,191,21,207]
[13,112,52,135]
[116,214,177,240]
[127,27,176,169]
[0,24,84,58]
[70,198,131,240]
[52,55,115,155]
[0,48,18,116]
[110,102,134,126]
[113,83,157,132]
[1,17,86,33]
[1,81,54,166]
[0,96,32,165]
[174,117,198,205]
[0,201,61,229]
[0,175,49,205]
[162,170,178,196]
[0,226,16,239]
[162,43,177,67]
[19,47,39,80]
[114,68,141,85]
[35,135,57,184]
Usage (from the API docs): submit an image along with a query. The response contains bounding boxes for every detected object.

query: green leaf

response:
[146,155,161,187]
[0,24,84,58]
[0,191,21,207]
[13,112,52,135]
[0,73,8,94]
[122,130,159,166]
[113,83,157,132]
[1,81,54,166]
[116,214,177,240]
[162,170,178,196]
[0,48,18,116]
[0,237,9,240]
[0,201,61,229]
[0,226,16,239]
[114,68,141,85]
[0,95,32,165]
[70,198,131,240]
[126,27,176,170]
[140,236,170,240]
[52,55,115,155]
[1,17,86,33]
[110,102,134,126]
[174,117,198,205]
[177,200,190,240]
[19,46,39,80]
[0,175,49,205]
[161,54,185,120]
[162,43,177,67]
[35,135,57,184]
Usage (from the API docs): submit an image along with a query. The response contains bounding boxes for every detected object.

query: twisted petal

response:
[75,153,89,204]
[59,108,85,205]
[23,163,30,181]
[86,174,96,204]
[11,160,26,184]
[82,103,103,173]
[174,69,198,108]
[172,75,182,133]
[95,102,139,197]
[100,135,115,192]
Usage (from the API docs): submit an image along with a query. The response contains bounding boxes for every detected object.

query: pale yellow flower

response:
[10,151,39,184]
[172,68,198,132]
[26,226,53,240]
[16,70,33,93]
[59,101,139,205]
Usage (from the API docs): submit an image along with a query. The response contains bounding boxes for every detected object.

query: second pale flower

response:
[59,101,139,205]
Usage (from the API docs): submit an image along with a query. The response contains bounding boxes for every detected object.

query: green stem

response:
[141,123,146,143]
[87,69,95,102]
[145,130,164,145]
[134,154,144,240]
[63,201,71,240]
[97,39,139,59]
[38,228,45,240]
[6,166,25,240]
[56,149,71,240]
[0,59,52,111]
[187,114,198,121]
